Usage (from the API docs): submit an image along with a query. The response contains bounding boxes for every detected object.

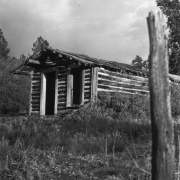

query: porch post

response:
[91,67,98,101]
[29,72,32,116]
[40,73,46,115]
[54,70,58,114]
[80,69,85,105]
[66,74,73,107]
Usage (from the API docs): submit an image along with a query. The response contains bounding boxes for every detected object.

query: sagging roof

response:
[12,47,148,76]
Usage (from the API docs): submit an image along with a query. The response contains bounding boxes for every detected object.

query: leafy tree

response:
[0,56,30,114]
[31,36,49,54]
[0,29,10,58]
[131,55,149,69]
[156,0,180,74]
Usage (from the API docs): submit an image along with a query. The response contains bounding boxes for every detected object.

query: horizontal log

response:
[98,68,148,82]
[58,102,66,106]
[32,82,41,86]
[84,93,91,99]
[84,86,91,89]
[57,108,66,111]
[97,89,136,96]
[58,96,66,101]
[58,76,66,80]
[31,111,39,115]
[32,104,40,108]
[58,80,67,84]
[58,88,67,92]
[84,90,91,93]
[58,73,68,77]
[84,80,91,84]
[85,74,91,78]
[31,96,40,100]
[84,99,90,102]
[85,78,91,82]
[32,77,41,81]
[33,71,41,75]
[58,84,66,88]
[98,79,149,91]
[32,86,40,90]
[98,84,149,95]
[31,108,40,111]
[98,74,148,86]
[31,100,40,105]
[58,93,66,98]
[32,92,40,96]
[85,82,91,86]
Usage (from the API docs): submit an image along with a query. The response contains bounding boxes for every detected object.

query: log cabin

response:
[12,47,180,116]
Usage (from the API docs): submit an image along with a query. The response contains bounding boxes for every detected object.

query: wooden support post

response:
[54,70,58,115]
[80,69,85,105]
[40,73,46,115]
[147,11,174,180]
[29,72,32,116]
[91,67,98,101]
[66,74,73,107]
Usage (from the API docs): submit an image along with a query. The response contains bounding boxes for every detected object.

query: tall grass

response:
[0,89,180,179]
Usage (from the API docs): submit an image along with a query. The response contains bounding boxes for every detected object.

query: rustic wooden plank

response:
[31,111,39,115]
[58,81,67,84]
[58,97,66,101]
[32,82,41,86]
[98,79,149,91]
[98,74,148,86]
[84,99,90,102]
[98,84,148,94]
[32,92,40,96]
[147,11,174,180]
[58,93,66,97]
[32,86,41,91]
[32,77,41,81]
[85,74,91,78]
[97,89,136,96]
[31,96,40,100]
[31,100,40,104]
[58,102,66,106]
[84,93,91,99]
[32,104,40,108]
[40,73,46,115]
[98,68,148,82]
[66,74,73,107]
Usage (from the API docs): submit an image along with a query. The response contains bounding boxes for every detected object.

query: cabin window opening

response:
[71,68,81,105]
[45,72,56,115]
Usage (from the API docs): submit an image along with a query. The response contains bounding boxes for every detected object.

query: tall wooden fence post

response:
[147,11,174,180]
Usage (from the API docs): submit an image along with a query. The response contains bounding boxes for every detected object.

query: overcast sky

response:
[0,0,158,64]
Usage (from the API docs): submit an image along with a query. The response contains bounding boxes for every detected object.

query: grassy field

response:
[0,89,180,179]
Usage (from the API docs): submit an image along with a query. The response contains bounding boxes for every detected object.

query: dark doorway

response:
[45,72,55,115]
[71,68,81,105]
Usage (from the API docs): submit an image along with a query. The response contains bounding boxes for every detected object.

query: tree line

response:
[0,30,49,115]
[132,0,180,75]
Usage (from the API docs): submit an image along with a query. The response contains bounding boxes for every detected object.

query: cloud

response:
[0,0,158,63]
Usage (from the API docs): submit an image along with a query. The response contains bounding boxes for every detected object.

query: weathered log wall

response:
[84,68,92,103]
[97,67,149,95]
[57,68,67,113]
[31,71,41,115]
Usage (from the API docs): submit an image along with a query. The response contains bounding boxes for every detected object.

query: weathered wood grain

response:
[147,11,174,180]
[98,79,149,91]
[98,68,148,82]
[98,84,148,94]
[98,74,148,86]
